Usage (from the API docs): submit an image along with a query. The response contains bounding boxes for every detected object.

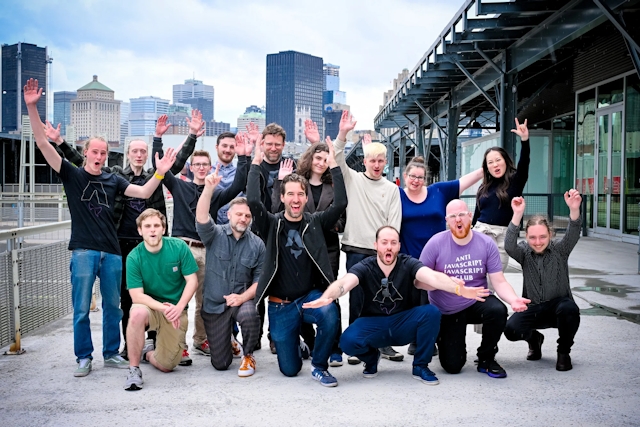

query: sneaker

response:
[329,353,343,367]
[311,366,338,387]
[347,355,361,365]
[363,352,381,378]
[124,366,144,391]
[412,365,439,385]
[433,343,438,356]
[407,342,416,356]
[193,340,211,356]
[556,352,572,371]
[269,339,277,354]
[74,358,92,377]
[300,340,311,360]
[477,359,507,378]
[238,355,256,377]
[179,349,193,366]
[527,331,544,361]
[379,346,404,362]
[141,339,154,364]
[231,334,243,359]
[104,354,129,369]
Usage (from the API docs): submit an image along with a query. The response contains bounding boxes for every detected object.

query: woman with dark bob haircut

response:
[473,118,530,272]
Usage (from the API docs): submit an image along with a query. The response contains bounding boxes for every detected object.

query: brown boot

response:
[556,352,572,371]
[526,330,544,361]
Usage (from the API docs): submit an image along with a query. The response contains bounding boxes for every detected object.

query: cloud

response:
[1,0,460,129]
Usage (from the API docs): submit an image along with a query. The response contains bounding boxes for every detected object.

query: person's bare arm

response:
[23,79,62,172]
[414,267,489,301]
[302,273,360,309]
[488,271,530,312]
[196,168,222,224]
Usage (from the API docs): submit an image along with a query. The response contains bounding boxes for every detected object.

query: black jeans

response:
[505,296,580,354]
[345,252,369,325]
[438,295,507,374]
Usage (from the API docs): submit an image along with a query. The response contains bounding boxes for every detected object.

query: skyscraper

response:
[120,101,130,145]
[266,51,323,142]
[129,96,169,137]
[237,105,266,134]
[173,78,214,121]
[1,42,50,132]
[71,75,121,143]
[53,91,76,131]
[323,63,346,106]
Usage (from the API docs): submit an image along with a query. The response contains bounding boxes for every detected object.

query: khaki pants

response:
[133,303,188,370]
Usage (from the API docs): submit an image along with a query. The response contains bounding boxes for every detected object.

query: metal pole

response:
[5,239,26,355]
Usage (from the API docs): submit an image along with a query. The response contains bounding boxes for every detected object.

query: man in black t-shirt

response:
[247,136,347,388]
[303,226,490,386]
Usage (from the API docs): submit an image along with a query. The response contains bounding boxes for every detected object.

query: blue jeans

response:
[268,289,339,376]
[70,249,123,361]
[340,305,441,368]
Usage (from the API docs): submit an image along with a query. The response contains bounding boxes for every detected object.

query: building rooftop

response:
[77,75,113,92]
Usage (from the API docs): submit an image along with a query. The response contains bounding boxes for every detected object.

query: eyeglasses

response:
[446,211,471,220]
[407,174,425,182]
[192,163,210,169]
[380,278,392,299]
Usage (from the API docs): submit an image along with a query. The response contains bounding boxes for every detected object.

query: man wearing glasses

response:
[303,225,490,385]
[155,137,253,360]
[420,199,530,379]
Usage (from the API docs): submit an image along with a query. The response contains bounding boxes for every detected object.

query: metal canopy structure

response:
[373,0,639,181]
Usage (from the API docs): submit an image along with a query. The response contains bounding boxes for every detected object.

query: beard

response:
[451,222,471,239]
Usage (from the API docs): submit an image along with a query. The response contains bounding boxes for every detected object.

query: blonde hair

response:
[363,142,387,159]
[135,208,167,229]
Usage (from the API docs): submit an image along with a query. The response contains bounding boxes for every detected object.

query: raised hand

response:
[564,189,582,211]
[155,147,178,175]
[44,121,63,144]
[185,109,205,136]
[362,133,372,147]
[235,132,247,155]
[511,118,529,141]
[337,110,357,140]
[23,78,43,106]
[278,158,294,180]
[246,122,261,144]
[252,137,264,165]
[511,196,525,216]
[325,136,337,168]
[304,119,321,144]
[154,114,172,137]
[204,165,222,190]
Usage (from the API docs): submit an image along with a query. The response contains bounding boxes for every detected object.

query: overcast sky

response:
[1,0,462,130]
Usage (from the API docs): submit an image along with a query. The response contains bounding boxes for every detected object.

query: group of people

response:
[23,77,582,391]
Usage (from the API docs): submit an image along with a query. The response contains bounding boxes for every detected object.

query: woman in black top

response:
[473,118,530,271]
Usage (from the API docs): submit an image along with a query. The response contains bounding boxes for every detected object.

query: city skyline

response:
[0,0,460,129]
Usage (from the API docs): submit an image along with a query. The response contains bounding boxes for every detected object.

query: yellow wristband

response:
[154,172,164,180]
[455,284,461,296]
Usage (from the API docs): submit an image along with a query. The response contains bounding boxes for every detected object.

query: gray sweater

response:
[504,218,581,305]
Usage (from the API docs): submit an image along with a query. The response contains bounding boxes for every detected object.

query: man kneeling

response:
[124,209,198,390]
[304,226,489,385]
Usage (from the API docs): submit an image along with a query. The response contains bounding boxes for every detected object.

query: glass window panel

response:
[624,74,640,236]
[597,78,624,107]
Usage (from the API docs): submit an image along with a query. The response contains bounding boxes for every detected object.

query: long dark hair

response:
[296,142,332,184]
[476,146,516,207]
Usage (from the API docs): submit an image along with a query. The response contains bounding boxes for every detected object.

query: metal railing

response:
[0,221,72,353]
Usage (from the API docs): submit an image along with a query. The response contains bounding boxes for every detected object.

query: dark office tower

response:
[1,42,50,132]
[53,91,77,130]
[266,51,323,143]
[181,97,214,122]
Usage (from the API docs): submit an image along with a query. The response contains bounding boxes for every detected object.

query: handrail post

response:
[5,238,25,355]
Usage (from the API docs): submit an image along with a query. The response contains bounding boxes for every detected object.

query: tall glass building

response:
[1,42,49,132]
[266,51,323,143]
[53,91,76,130]
[129,96,169,136]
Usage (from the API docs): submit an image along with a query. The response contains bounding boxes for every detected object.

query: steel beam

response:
[592,0,640,53]
[414,100,448,137]
[450,58,500,112]
[447,106,460,180]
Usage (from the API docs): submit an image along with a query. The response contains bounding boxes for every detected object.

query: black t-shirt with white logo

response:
[57,160,130,255]
[270,218,314,301]
[348,254,423,317]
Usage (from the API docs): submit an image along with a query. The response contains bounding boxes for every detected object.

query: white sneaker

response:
[238,355,256,377]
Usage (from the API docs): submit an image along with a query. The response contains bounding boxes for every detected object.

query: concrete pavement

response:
[1,235,639,426]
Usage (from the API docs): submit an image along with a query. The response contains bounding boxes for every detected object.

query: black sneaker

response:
[379,346,404,362]
[300,340,311,360]
[556,352,572,371]
[477,359,507,378]
[363,352,381,378]
[526,330,544,361]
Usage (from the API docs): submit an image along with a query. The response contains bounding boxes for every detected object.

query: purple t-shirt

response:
[399,180,460,258]
[420,230,501,315]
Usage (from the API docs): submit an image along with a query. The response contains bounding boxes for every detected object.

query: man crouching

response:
[124,208,199,390]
